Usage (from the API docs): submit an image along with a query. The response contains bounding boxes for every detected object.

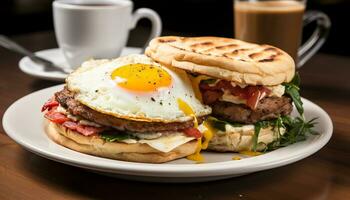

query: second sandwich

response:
[146,36,301,152]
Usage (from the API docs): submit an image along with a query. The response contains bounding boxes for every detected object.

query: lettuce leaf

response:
[100,132,136,142]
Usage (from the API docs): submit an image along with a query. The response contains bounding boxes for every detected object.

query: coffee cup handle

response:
[130,8,162,49]
[297,10,331,68]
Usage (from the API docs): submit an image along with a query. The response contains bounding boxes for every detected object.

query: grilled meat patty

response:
[199,80,293,124]
[211,96,293,124]
[55,88,204,133]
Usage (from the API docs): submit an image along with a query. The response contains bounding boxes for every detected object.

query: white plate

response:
[19,47,142,82]
[2,85,333,182]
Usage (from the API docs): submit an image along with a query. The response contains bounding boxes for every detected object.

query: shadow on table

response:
[18,149,335,200]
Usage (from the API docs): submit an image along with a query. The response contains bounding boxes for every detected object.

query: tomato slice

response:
[200,79,272,110]
[246,86,270,110]
[246,90,261,110]
[183,128,202,139]
[45,112,69,124]
[42,98,59,112]
[229,86,247,99]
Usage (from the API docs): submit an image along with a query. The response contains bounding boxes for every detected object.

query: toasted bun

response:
[208,125,281,152]
[44,120,197,163]
[146,36,295,86]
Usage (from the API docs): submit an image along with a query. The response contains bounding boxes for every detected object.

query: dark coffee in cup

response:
[235,1,305,61]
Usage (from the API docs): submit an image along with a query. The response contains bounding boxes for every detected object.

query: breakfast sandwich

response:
[42,54,211,163]
[146,36,314,153]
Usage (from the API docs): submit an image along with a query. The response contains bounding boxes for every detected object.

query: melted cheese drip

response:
[239,151,263,156]
[186,121,214,163]
[232,156,241,160]
[189,75,212,103]
[201,121,214,150]
[177,98,198,128]
[187,138,204,163]
[178,98,215,163]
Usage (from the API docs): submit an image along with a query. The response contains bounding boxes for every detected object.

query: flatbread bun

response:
[146,36,295,86]
[44,120,197,163]
[208,125,281,152]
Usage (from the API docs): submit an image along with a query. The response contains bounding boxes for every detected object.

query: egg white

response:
[66,54,211,123]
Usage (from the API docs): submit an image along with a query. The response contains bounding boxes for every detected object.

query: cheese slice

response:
[177,98,198,128]
[139,134,195,153]
[121,133,195,153]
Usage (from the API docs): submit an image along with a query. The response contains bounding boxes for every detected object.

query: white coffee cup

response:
[53,0,162,68]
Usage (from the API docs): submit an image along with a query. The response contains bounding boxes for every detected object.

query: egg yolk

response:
[177,98,214,163]
[177,98,198,128]
[189,75,212,103]
[111,64,172,92]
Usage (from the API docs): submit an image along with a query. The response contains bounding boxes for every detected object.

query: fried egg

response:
[66,54,211,123]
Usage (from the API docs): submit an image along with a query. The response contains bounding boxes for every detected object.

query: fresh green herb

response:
[210,118,227,131]
[290,72,301,86]
[283,73,304,117]
[253,124,261,151]
[262,116,285,151]
[250,73,319,151]
[201,79,217,84]
[100,133,136,142]
[251,115,318,152]
[279,116,317,147]
[208,116,243,132]
[268,116,317,151]
[252,120,271,151]
[275,116,285,140]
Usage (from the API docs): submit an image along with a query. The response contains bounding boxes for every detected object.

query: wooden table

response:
[0,32,349,200]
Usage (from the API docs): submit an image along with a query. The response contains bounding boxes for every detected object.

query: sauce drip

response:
[177,98,215,163]
[239,151,263,156]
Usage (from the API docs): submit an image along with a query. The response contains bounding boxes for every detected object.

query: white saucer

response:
[3,85,333,182]
[19,47,142,81]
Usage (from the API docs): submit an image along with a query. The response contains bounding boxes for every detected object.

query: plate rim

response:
[2,85,333,177]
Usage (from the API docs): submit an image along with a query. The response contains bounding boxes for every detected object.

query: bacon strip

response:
[43,101,104,136]
[62,121,103,136]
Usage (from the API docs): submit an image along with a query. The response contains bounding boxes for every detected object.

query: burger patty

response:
[211,96,293,124]
[55,88,204,133]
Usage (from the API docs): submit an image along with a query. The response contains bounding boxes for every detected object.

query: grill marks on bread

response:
[190,42,214,48]
[158,38,177,43]
[156,37,284,64]
[249,47,283,63]
[146,36,295,85]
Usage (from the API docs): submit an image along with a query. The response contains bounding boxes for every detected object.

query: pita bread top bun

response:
[145,36,295,86]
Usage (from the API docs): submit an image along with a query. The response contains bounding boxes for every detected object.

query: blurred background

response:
[0,0,348,56]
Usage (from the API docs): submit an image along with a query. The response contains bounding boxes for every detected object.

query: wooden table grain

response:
[0,32,349,200]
